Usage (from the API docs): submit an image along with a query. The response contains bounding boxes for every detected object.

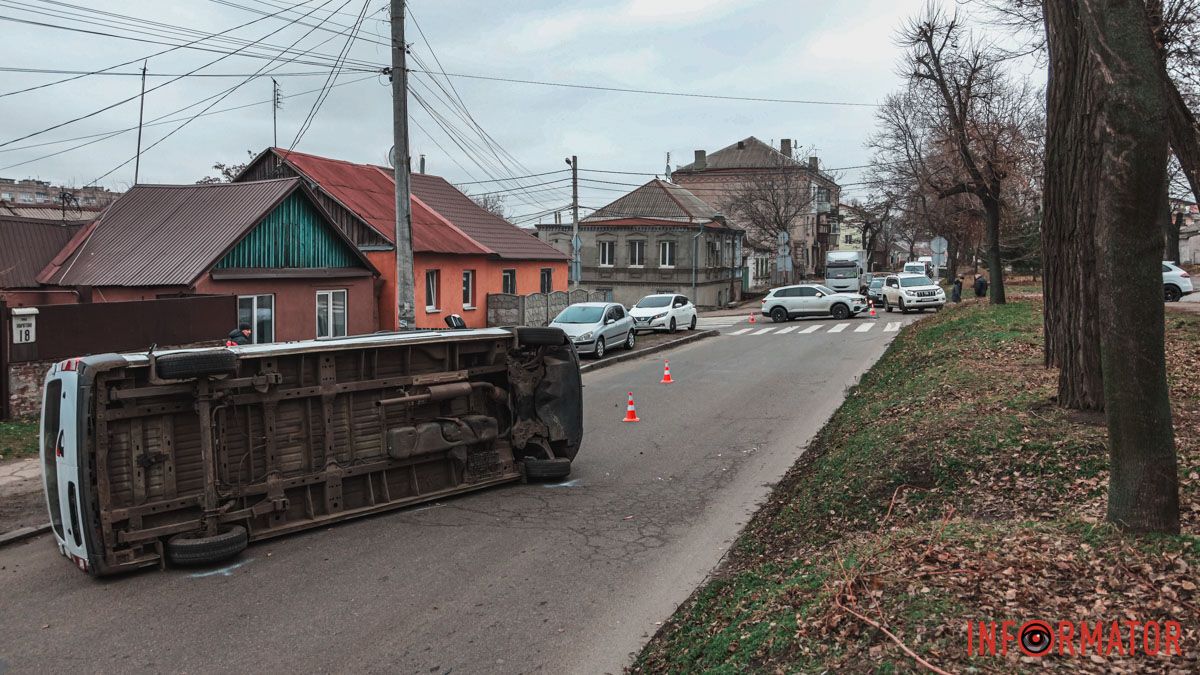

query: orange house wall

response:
[412,256,568,329]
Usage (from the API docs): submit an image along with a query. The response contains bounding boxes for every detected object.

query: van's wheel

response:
[155,351,238,380]
[770,307,788,323]
[515,327,569,346]
[831,304,850,320]
[523,457,571,481]
[166,525,248,566]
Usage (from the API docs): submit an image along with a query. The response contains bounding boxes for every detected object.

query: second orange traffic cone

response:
[749,313,757,324]
[622,392,640,423]
[660,360,674,384]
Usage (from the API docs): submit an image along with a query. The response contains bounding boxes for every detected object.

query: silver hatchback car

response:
[549,302,636,358]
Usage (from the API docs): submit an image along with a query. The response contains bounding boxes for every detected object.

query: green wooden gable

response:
[216,191,362,269]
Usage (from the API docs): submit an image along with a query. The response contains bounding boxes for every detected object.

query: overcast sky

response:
[0,0,1033,221]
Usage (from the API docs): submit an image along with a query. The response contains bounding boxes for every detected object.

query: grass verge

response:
[0,420,39,460]
[633,300,1198,673]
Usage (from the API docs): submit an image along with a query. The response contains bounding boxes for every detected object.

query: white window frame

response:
[540,268,553,294]
[659,240,676,268]
[315,289,347,339]
[629,240,645,268]
[425,269,440,312]
[599,240,615,267]
[462,270,475,309]
[502,269,517,295]
[237,294,275,344]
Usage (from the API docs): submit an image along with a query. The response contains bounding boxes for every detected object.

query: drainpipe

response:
[691,225,703,301]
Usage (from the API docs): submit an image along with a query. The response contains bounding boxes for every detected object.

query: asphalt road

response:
[0,313,923,675]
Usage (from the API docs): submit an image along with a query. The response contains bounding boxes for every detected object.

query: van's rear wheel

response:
[522,457,571,481]
[166,525,248,566]
[156,350,237,380]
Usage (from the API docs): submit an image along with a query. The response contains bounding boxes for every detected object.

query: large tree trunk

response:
[1081,0,1180,533]
[1043,0,1106,411]
[982,195,1006,304]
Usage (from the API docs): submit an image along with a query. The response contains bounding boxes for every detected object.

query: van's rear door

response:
[40,367,90,571]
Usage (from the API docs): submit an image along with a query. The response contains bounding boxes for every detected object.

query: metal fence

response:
[486,289,609,327]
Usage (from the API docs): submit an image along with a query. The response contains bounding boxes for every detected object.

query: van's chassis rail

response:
[70,330,580,576]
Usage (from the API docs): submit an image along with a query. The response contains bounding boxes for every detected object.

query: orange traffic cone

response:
[660,360,674,384]
[749,313,757,324]
[869,302,877,319]
[622,392,641,423]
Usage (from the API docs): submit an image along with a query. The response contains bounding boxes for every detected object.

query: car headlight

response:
[905,290,916,296]
[577,332,593,341]
[653,312,667,320]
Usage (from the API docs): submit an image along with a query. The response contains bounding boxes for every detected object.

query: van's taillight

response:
[59,358,80,371]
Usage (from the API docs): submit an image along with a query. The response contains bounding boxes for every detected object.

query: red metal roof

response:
[0,215,84,288]
[270,148,565,260]
[274,149,492,256]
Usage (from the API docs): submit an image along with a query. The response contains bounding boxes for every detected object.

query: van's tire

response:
[155,350,238,380]
[523,457,571,481]
[515,327,568,347]
[166,525,248,566]
[831,304,850,320]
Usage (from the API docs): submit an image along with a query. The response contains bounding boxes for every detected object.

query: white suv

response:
[881,274,946,313]
[1163,261,1194,302]
[761,284,868,322]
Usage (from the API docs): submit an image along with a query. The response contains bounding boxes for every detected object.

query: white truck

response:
[825,250,868,294]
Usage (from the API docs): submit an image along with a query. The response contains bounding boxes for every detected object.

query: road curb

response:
[0,523,51,548]
[579,329,718,374]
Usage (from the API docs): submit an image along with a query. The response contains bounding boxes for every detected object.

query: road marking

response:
[729,328,753,335]
[750,327,775,335]
[776,326,799,334]
[798,325,821,334]
[827,323,850,333]
[854,323,874,333]
[885,322,902,332]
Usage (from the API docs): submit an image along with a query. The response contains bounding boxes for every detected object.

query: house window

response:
[599,240,615,267]
[316,290,347,338]
[462,270,475,308]
[540,268,553,293]
[425,269,440,311]
[236,294,275,344]
[844,234,854,244]
[659,241,676,268]
[707,241,719,267]
[629,240,645,267]
[502,269,517,294]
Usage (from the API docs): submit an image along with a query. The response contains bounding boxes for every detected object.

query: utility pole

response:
[271,77,281,147]
[567,155,579,288]
[133,61,147,184]
[391,0,416,329]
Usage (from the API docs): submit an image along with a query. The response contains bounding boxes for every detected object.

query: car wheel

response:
[770,306,788,323]
[1165,285,1182,302]
[831,304,850,320]
[625,330,636,350]
[900,299,909,314]
[668,317,677,334]
[884,297,893,313]
[593,336,606,359]
[689,314,697,330]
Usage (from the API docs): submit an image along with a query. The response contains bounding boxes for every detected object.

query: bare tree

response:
[196,150,255,184]
[467,191,507,218]
[722,154,819,284]
[1044,0,1179,532]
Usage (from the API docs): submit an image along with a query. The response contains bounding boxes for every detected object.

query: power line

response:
[453,169,568,185]
[407,69,880,107]
[0,66,338,77]
[287,0,371,149]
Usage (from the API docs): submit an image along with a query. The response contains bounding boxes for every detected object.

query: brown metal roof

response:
[0,201,105,221]
[410,173,568,261]
[673,136,802,173]
[0,215,84,288]
[582,179,725,225]
[41,179,302,287]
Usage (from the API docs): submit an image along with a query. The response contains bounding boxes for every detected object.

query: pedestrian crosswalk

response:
[722,321,906,337]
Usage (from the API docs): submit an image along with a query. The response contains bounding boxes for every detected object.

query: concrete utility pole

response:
[391,0,416,329]
[567,155,580,288]
[133,61,147,184]
[271,77,281,147]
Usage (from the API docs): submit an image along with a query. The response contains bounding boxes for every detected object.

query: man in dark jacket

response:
[227,323,252,345]
[952,276,963,303]
[973,274,988,298]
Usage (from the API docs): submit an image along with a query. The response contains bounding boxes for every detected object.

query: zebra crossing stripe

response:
[884,322,901,332]
[798,325,821,334]
[827,323,850,333]
[750,327,775,335]
[730,328,753,335]
[776,326,799,334]
[854,323,874,333]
